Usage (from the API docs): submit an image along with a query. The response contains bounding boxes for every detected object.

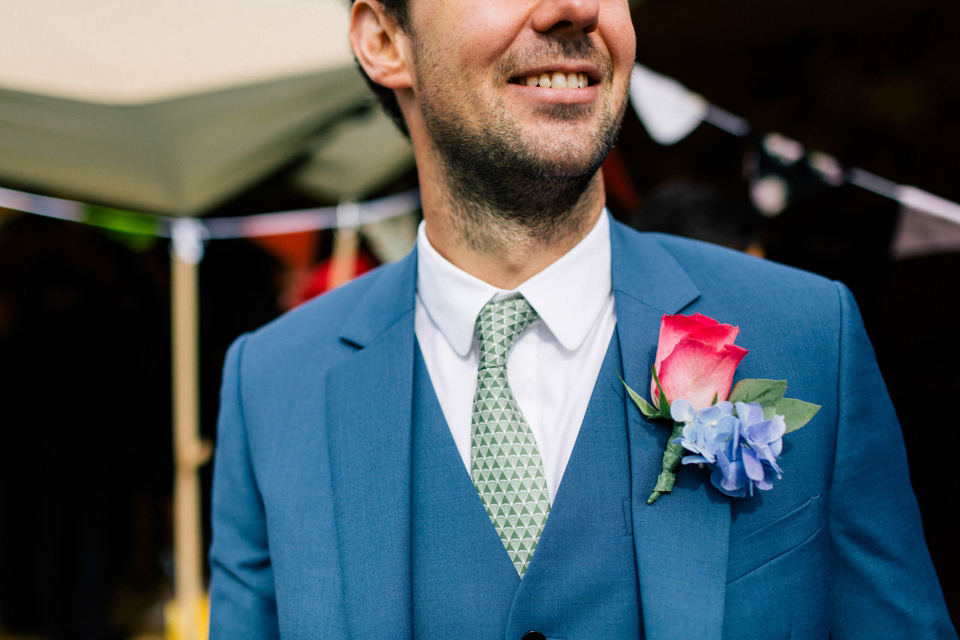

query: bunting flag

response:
[629,63,960,242]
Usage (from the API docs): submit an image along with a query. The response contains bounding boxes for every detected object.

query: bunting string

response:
[631,63,960,229]
[0,185,421,240]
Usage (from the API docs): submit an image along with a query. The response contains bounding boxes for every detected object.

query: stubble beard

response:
[414,36,627,254]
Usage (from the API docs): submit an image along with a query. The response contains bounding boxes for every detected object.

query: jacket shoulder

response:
[614,224,844,328]
[236,251,416,373]
[644,229,835,296]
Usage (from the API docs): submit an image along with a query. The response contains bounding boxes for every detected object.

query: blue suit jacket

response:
[209,219,955,639]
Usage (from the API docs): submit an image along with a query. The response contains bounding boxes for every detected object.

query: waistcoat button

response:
[522,633,546,640]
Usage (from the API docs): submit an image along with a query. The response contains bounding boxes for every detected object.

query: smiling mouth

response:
[509,72,593,89]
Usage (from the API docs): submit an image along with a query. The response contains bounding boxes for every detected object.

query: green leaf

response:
[620,376,660,419]
[651,365,672,421]
[729,379,787,408]
[775,398,821,433]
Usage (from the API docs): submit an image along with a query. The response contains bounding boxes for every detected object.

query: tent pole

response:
[171,219,209,640]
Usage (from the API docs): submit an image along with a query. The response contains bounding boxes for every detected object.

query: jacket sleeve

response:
[208,335,281,640]
[828,283,956,639]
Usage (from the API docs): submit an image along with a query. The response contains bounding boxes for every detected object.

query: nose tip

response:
[532,0,601,35]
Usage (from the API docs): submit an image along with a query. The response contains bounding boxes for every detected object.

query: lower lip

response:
[506,82,599,105]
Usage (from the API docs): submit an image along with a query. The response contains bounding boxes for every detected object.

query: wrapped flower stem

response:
[647,421,686,504]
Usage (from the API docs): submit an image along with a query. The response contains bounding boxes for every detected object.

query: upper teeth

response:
[524,72,588,88]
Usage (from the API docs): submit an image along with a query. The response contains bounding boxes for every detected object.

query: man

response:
[208,0,956,637]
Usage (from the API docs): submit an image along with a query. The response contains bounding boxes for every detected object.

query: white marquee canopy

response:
[0,0,412,214]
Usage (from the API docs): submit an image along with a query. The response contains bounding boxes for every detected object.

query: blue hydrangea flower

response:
[711,402,787,497]
[672,399,788,497]
[673,399,736,465]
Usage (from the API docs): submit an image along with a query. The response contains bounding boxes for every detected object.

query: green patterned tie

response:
[471,296,550,578]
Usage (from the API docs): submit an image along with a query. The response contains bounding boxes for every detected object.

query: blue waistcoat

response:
[411,330,641,639]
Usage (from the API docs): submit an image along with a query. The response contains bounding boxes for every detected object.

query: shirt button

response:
[522,633,546,640]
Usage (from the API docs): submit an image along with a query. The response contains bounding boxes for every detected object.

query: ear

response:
[350,0,413,90]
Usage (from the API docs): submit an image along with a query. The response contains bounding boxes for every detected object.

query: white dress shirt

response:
[414,212,617,504]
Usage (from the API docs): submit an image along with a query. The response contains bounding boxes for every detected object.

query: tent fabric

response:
[0,0,413,215]
[0,0,355,104]
[294,106,414,202]
[0,71,373,214]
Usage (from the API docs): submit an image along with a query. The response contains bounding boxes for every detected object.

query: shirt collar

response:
[416,211,613,356]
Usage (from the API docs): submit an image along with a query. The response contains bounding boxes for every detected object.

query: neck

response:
[421,167,606,290]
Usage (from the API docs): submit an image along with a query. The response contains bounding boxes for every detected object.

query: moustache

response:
[496,35,610,79]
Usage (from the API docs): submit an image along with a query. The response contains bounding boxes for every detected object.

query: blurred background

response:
[1,0,957,638]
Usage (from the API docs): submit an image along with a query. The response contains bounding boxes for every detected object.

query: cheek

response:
[447,5,522,68]
[601,2,637,69]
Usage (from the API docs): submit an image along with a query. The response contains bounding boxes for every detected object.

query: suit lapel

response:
[326,251,418,638]
[610,221,731,640]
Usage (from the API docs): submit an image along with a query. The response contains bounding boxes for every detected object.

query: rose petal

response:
[652,314,747,410]
[657,338,748,409]
[687,322,740,350]
[654,313,718,372]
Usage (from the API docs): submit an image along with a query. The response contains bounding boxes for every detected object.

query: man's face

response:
[400,0,636,222]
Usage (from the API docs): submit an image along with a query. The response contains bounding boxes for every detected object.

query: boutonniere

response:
[623,313,820,504]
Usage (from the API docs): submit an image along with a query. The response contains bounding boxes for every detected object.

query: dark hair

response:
[352,0,411,136]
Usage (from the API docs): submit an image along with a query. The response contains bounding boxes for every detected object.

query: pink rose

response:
[652,313,748,411]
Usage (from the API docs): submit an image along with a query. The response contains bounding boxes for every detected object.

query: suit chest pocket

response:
[727,494,824,583]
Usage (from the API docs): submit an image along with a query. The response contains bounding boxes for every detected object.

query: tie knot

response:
[475,296,539,370]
